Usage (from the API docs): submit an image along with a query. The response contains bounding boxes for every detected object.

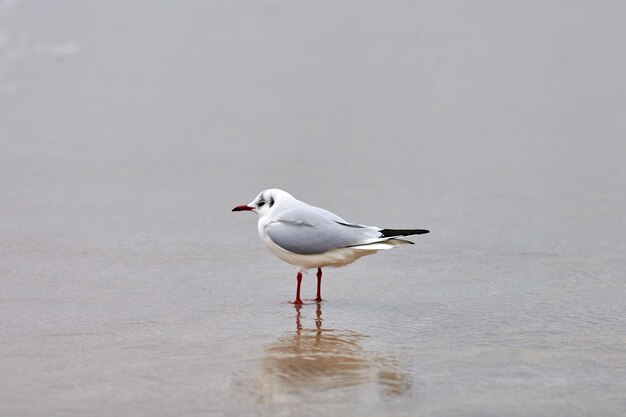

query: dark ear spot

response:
[269,197,275,207]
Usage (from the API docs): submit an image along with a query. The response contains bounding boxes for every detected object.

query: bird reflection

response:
[256,303,411,403]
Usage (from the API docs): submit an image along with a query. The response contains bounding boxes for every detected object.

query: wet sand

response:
[1,1,626,416]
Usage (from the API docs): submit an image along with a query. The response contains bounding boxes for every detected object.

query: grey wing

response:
[313,206,347,223]
[265,208,381,255]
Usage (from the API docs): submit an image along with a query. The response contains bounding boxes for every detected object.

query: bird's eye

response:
[258,200,265,207]
[269,198,274,207]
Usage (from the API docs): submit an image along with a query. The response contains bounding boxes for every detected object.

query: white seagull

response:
[232,189,429,304]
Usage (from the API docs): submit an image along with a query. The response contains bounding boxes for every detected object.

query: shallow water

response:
[1,1,626,416]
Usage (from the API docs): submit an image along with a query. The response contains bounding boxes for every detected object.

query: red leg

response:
[314,267,323,302]
[289,272,303,305]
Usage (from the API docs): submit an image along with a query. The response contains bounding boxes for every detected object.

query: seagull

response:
[232,189,429,304]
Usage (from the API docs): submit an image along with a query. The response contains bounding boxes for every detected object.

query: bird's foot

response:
[305,297,324,303]
[288,298,304,305]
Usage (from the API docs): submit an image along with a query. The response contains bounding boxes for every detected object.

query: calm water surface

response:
[1,1,625,416]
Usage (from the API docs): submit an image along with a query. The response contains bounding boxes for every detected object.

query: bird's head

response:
[232,189,294,217]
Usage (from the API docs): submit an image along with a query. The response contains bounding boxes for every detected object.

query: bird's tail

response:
[379,228,430,238]
[345,228,429,251]
[347,238,414,251]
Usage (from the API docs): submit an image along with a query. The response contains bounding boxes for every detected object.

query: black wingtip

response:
[380,228,430,238]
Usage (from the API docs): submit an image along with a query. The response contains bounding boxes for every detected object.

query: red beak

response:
[232,204,254,212]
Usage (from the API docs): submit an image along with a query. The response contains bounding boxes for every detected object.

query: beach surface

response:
[1,1,625,416]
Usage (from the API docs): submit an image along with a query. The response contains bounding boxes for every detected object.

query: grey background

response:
[1,1,625,416]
